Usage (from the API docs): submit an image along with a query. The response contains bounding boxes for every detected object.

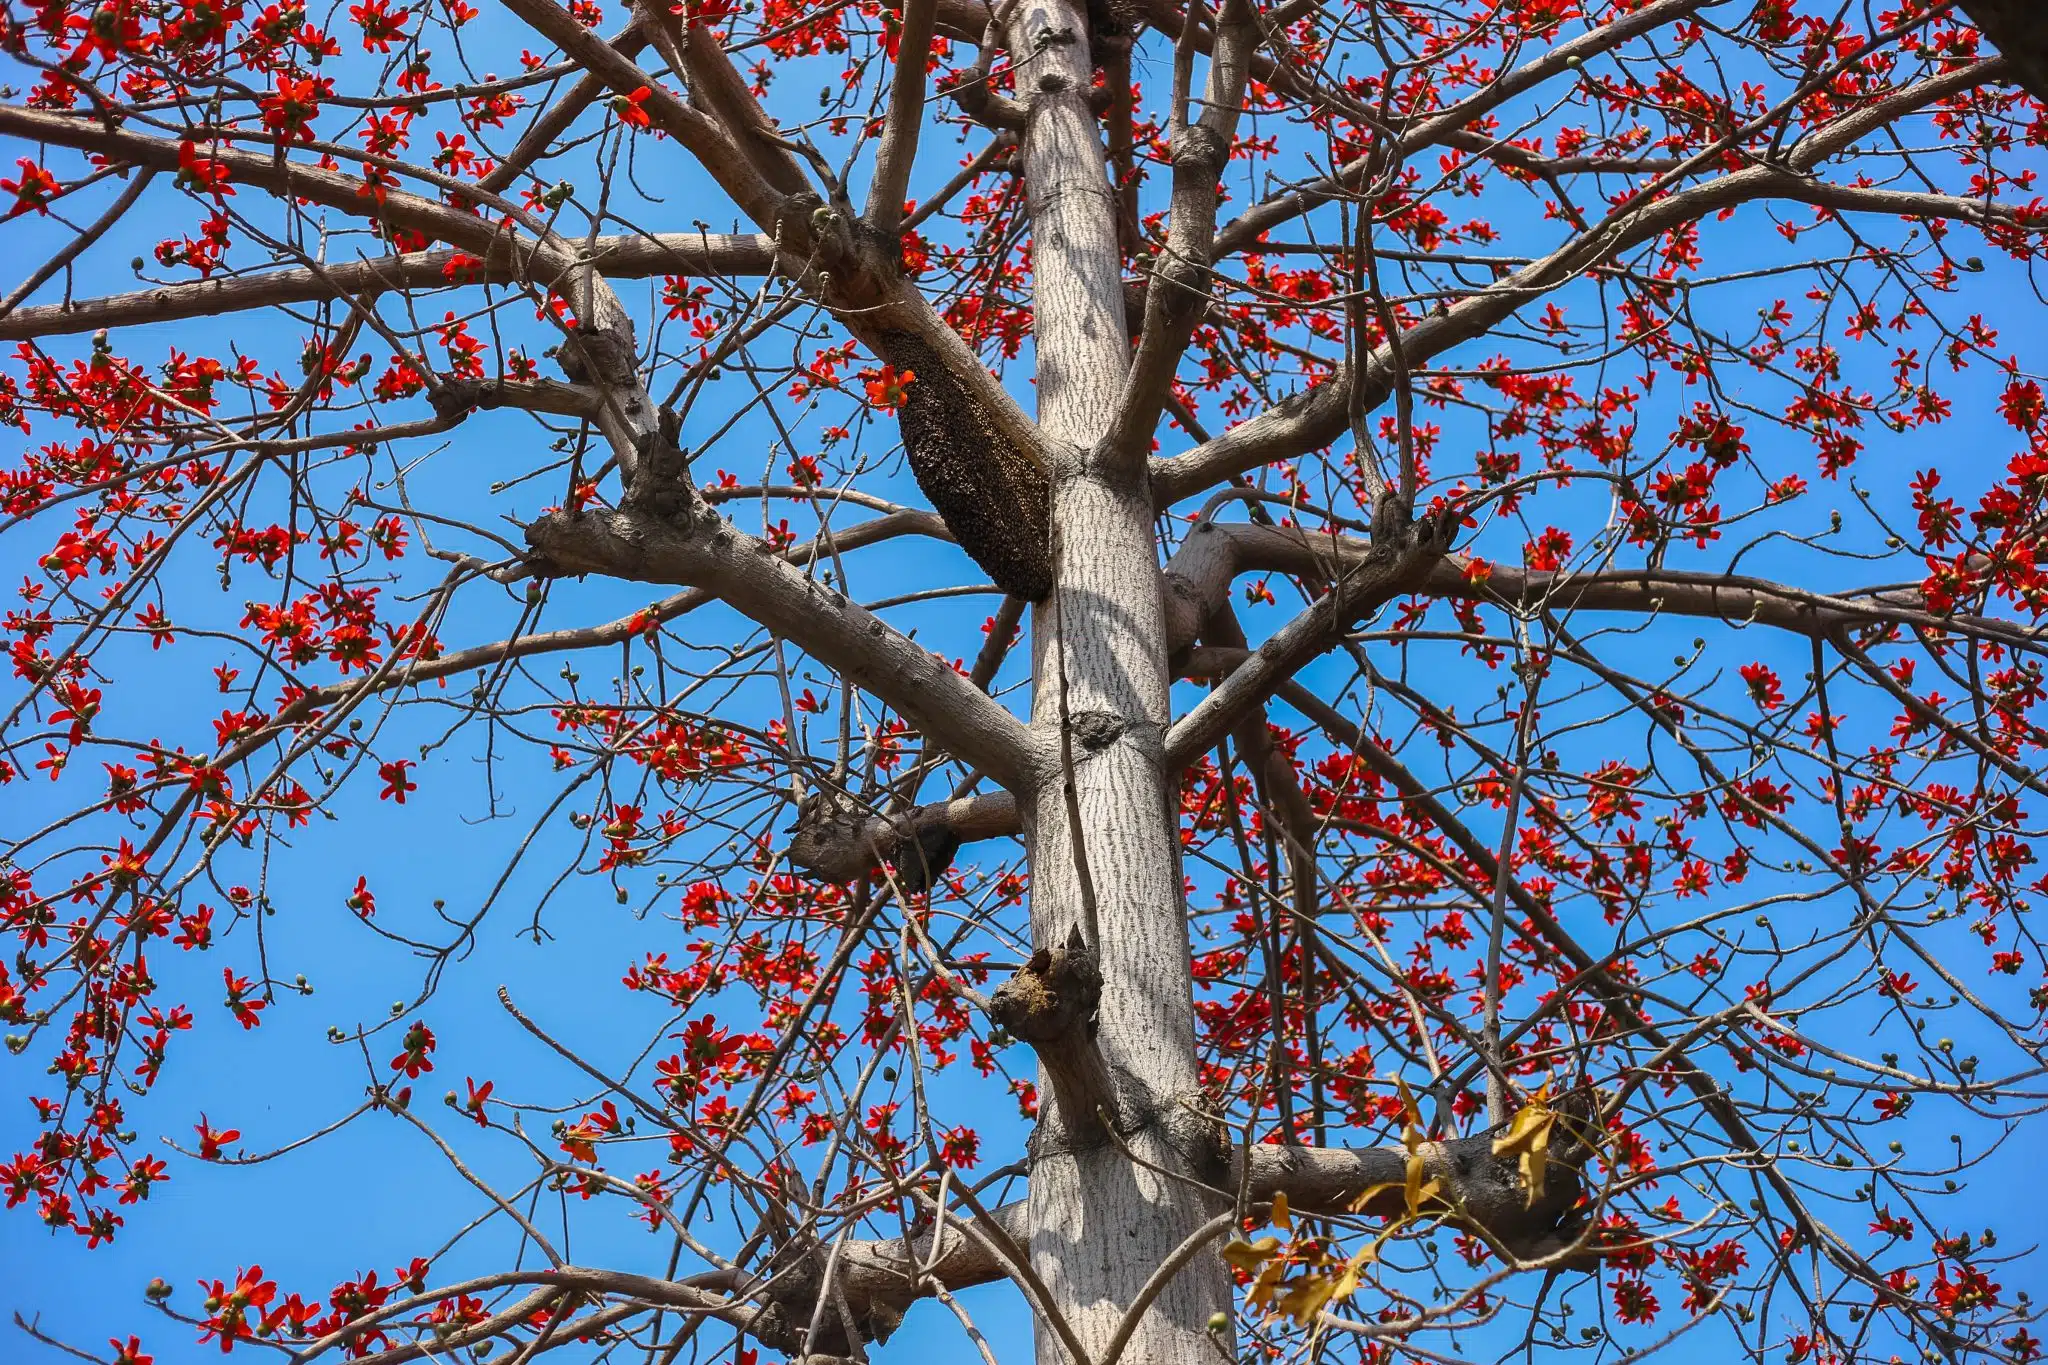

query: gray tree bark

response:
[1007,0,1234,1358]
[1959,1,2048,106]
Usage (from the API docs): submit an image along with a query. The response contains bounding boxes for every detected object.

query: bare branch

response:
[866,0,940,233]
[524,504,1044,789]
[500,0,789,221]
[0,232,775,342]
[1162,510,1449,769]
[1153,61,2008,504]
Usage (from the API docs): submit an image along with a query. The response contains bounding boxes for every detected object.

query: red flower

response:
[222,968,267,1029]
[1609,1273,1659,1324]
[195,1115,240,1160]
[462,1076,493,1125]
[863,364,917,412]
[378,759,416,803]
[2000,378,2044,432]
[1,158,59,216]
[1524,525,1573,571]
[1738,662,1783,711]
[1930,1263,2000,1316]
[390,1020,436,1077]
[119,1154,169,1205]
[197,1265,277,1352]
[612,85,655,129]
[259,76,332,142]
[349,0,411,50]
[173,140,235,198]
[677,1015,740,1070]
[939,1125,980,1169]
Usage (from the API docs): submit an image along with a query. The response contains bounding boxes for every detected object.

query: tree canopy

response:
[4,0,2048,1363]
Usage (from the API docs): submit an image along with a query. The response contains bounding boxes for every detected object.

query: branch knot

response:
[990,944,1139,1149]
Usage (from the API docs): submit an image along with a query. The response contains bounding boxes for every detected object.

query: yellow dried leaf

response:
[1396,1077,1430,1216]
[1394,1076,1421,1128]
[1270,1189,1292,1232]
[1346,1179,1403,1214]
[1219,1235,1282,1274]
[1330,1242,1379,1304]
[1492,1085,1556,1208]
[1248,1257,1288,1313]
[1277,1273,1337,1328]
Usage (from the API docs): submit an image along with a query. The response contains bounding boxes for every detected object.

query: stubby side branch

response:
[989,944,1123,1146]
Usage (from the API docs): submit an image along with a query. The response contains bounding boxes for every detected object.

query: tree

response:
[5,0,2048,1360]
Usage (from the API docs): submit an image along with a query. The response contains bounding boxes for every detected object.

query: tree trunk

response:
[1959,0,2048,106]
[1010,0,1232,1359]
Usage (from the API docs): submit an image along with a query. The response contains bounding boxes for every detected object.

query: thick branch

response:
[1106,0,1255,458]
[849,512,2043,857]
[327,1266,774,1365]
[1170,520,2044,654]
[866,0,940,232]
[429,375,603,420]
[785,791,1021,883]
[524,505,1042,790]
[1162,509,1449,768]
[0,233,775,342]
[677,20,814,197]
[1238,1108,1596,1259]
[822,1111,1599,1317]
[1438,559,2045,653]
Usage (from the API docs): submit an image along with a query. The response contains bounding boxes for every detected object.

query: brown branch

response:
[1151,61,2007,505]
[500,0,787,222]
[819,1110,1601,1319]
[429,375,604,419]
[1168,519,2045,654]
[1161,508,1449,769]
[0,168,155,318]
[1205,0,1721,259]
[311,1267,781,1364]
[880,0,990,44]
[0,106,568,273]
[1106,0,1256,461]
[1439,558,2045,653]
[678,21,815,198]
[479,21,651,195]
[499,0,1056,606]
[785,790,1021,883]
[866,0,940,233]
[523,503,1043,789]
[833,507,2043,862]
[0,232,776,342]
